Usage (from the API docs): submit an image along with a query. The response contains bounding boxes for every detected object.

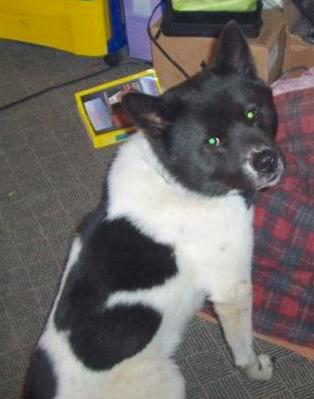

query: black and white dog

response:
[24,22,284,399]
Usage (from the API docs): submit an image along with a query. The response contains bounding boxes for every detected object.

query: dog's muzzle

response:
[246,148,284,189]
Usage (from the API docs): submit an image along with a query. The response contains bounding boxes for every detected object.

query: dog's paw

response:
[242,354,273,381]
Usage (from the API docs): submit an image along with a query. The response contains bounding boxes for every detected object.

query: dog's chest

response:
[173,196,253,291]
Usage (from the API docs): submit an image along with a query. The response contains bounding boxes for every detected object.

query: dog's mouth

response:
[254,169,283,190]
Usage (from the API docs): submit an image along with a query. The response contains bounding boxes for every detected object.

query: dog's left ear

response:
[122,93,172,137]
[213,20,257,77]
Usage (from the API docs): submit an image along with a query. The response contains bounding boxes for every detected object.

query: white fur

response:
[244,354,273,380]
[39,133,272,399]
[105,355,185,399]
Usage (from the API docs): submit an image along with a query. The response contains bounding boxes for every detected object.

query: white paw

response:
[243,354,273,381]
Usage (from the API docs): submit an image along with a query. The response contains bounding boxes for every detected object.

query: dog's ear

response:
[213,21,257,77]
[122,93,172,137]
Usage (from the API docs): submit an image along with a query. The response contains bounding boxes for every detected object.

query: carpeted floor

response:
[0,39,313,399]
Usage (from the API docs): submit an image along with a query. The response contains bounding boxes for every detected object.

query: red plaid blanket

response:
[253,88,314,348]
[202,87,314,349]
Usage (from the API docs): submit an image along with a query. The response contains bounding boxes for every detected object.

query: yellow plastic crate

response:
[0,0,111,56]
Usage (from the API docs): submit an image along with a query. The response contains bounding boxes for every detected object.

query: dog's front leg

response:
[213,281,273,381]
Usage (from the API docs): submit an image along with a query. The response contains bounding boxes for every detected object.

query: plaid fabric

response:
[202,87,314,348]
[252,88,314,348]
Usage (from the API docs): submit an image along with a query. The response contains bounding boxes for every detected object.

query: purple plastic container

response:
[123,0,163,61]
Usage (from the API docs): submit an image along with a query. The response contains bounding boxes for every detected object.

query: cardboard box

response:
[283,0,314,74]
[152,9,286,89]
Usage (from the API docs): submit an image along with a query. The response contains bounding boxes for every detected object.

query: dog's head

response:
[122,22,284,196]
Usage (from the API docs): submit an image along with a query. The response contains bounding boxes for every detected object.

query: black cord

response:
[147,0,190,80]
[0,61,143,111]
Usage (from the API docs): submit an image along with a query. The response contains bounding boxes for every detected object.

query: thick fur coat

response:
[23,22,284,399]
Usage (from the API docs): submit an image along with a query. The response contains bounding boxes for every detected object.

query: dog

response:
[23,21,284,399]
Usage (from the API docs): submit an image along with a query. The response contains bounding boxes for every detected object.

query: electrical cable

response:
[0,60,144,112]
[147,0,190,80]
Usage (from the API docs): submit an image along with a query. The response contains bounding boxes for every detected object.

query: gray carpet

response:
[0,39,313,399]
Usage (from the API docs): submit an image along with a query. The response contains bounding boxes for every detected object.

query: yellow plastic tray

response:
[75,69,162,149]
[0,0,111,56]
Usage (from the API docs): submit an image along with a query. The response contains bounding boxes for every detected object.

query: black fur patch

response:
[23,348,57,399]
[68,303,161,370]
[54,217,176,369]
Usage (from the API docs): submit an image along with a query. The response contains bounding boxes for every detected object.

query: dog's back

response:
[24,22,283,399]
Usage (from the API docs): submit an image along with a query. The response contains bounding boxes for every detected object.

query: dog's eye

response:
[245,108,258,122]
[207,137,220,147]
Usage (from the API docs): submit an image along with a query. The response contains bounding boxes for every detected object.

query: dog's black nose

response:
[252,150,279,173]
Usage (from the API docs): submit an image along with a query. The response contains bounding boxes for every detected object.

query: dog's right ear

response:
[213,20,257,77]
[122,93,172,137]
